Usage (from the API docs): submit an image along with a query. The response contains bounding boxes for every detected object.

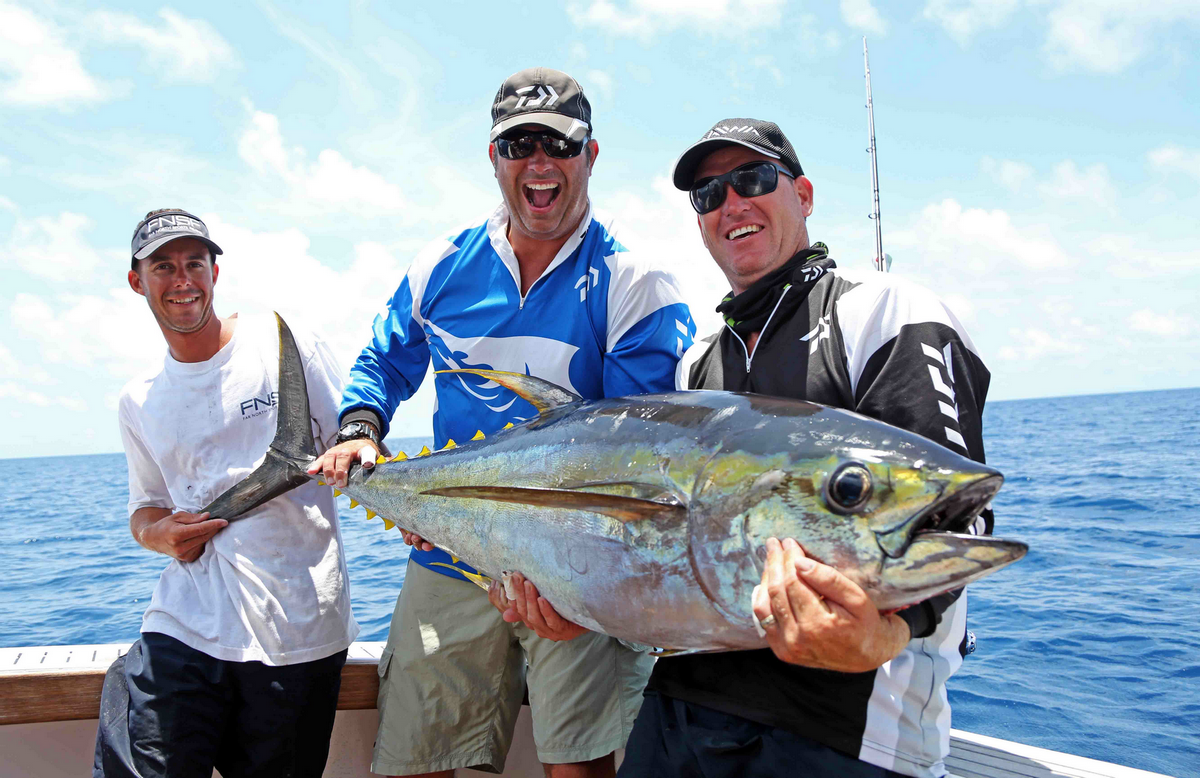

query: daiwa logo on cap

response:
[515,84,560,110]
[704,125,761,140]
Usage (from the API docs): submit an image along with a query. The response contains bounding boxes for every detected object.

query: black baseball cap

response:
[672,118,804,189]
[131,209,223,263]
[490,67,592,143]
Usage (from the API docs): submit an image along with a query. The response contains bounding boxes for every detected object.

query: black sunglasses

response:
[689,161,795,214]
[495,131,588,160]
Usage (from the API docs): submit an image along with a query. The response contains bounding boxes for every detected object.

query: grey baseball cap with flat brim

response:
[672,118,804,189]
[490,67,592,143]
[131,209,223,261]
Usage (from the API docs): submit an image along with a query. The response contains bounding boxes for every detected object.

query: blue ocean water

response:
[2,389,1198,776]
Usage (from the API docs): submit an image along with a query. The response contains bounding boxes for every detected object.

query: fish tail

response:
[199,313,316,521]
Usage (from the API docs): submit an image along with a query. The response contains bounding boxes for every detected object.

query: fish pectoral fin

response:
[649,647,724,657]
[560,480,687,506]
[433,369,582,413]
[420,486,687,524]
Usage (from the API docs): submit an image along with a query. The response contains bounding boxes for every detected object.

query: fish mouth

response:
[873,471,1026,610]
[876,470,1001,560]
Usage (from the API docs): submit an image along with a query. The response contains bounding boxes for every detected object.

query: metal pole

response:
[864,38,885,272]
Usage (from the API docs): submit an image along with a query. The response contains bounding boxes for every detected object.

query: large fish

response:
[204,315,1026,652]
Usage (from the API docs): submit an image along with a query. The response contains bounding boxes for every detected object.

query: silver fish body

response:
[340,385,1021,652]
[208,317,1025,653]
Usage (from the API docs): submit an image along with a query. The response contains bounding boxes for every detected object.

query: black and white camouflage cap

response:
[672,118,804,189]
[490,67,592,143]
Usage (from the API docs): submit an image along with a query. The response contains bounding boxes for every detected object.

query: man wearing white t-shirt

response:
[93,208,358,778]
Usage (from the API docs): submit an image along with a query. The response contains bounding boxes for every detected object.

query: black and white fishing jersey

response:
[648,259,993,778]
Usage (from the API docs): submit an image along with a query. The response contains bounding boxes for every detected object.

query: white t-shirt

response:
[118,313,359,666]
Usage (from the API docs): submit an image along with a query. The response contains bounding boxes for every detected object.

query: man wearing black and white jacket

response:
[618,120,992,778]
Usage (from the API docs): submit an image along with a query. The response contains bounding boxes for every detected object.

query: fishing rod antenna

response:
[864,37,889,272]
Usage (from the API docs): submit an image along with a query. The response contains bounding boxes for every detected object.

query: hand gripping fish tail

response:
[214,314,1028,652]
[198,313,317,521]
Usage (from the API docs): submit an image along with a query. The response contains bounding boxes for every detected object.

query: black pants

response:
[94,632,347,778]
[618,691,909,778]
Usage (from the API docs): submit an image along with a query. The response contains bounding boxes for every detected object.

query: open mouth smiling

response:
[524,182,560,209]
[726,224,762,241]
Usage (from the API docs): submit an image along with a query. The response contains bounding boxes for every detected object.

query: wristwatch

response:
[336,420,380,448]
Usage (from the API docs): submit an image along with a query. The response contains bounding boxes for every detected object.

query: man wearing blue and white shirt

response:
[311,68,695,778]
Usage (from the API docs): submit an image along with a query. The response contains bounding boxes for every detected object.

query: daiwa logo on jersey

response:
[427,321,580,414]
[703,125,761,140]
[515,84,560,110]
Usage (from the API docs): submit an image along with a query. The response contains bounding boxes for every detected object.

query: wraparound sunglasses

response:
[690,161,795,214]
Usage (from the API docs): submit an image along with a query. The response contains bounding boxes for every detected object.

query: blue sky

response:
[1,0,1198,459]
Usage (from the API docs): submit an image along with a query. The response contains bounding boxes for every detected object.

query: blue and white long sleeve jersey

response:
[340,201,696,580]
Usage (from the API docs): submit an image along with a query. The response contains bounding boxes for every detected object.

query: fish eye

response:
[825,463,873,513]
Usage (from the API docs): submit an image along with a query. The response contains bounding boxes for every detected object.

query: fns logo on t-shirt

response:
[240,392,279,419]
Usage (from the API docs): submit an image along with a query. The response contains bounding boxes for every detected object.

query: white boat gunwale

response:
[0,642,1175,778]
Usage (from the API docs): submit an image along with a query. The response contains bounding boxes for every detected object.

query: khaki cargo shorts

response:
[371,559,654,775]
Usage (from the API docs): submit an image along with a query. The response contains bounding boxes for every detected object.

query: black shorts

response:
[618,691,909,778]
[93,632,347,778]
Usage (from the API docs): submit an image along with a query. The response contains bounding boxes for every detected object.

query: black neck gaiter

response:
[716,243,835,339]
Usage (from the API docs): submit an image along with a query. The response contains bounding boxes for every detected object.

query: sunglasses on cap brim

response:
[495,130,588,160]
[689,161,795,215]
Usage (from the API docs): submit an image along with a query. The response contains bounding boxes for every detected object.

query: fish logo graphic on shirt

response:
[426,321,581,413]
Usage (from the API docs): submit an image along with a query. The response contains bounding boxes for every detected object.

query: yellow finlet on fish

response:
[333,488,342,497]
[443,439,457,450]
[349,499,359,509]
[382,518,395,530]
[472,430,485,441]
[365,509,376,520]
[419,445,431,456]
[392,451,408,461]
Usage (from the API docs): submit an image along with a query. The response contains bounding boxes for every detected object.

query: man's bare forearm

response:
[130,506,172,550]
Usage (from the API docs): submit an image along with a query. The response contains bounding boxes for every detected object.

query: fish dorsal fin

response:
[434,369,582,414]
[420,485,685,525]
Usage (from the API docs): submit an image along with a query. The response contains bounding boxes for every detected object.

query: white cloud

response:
[997,327,1083,361]
[89,8,237,83]
[2,212,108,283]
[0,341,18,376]
[1085,233,1200,276]
[1149,145,1200,182]
[924,0,1200,73]
[0,381,86,412]
[800,14,843,52]
[237,105,406,215]
[6,218,439,437]
[586,70,615,102]
[981,156,1116,209]
[568,0,786,37]
[924,0,1019,45]
[0,0,109,107]
[1127,309,1195,338]
[601,176,728,336]
[891,198,1073,276]
[841,0,888,35]
[1038,160,1117,210]
[1042,0,1200,74]
[981,156,1034,192]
